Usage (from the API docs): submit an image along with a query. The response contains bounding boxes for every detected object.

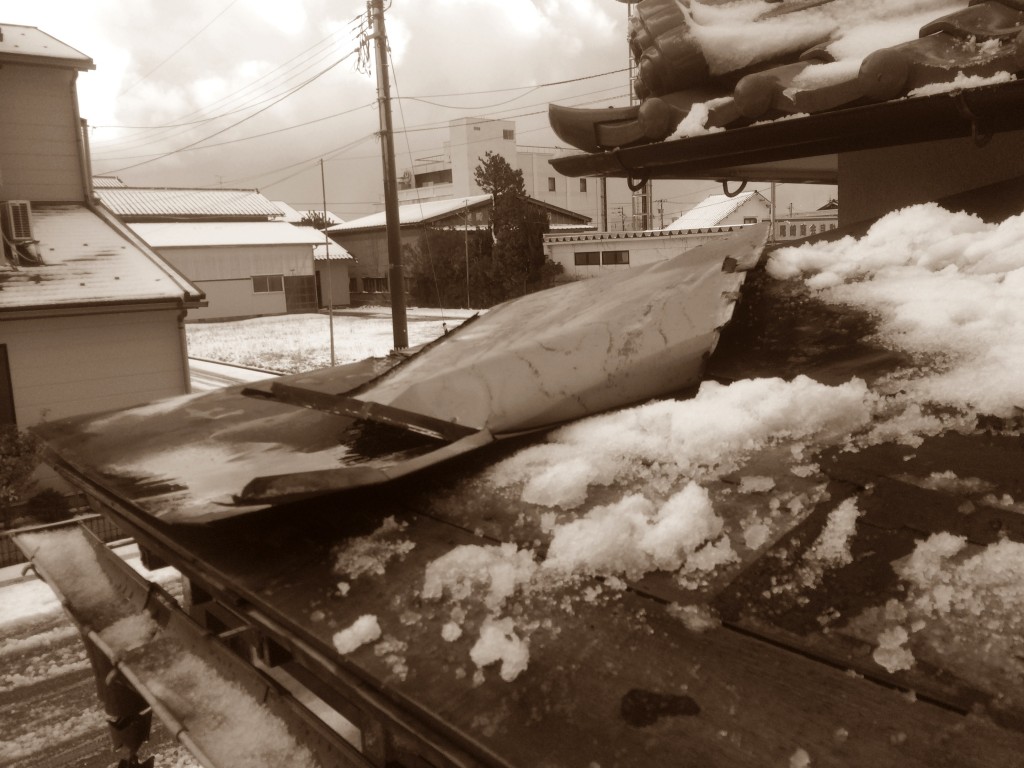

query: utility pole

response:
[369,0,408,349]
[321,159,336,366]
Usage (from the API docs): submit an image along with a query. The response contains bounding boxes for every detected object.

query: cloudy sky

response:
[8,0,832,221]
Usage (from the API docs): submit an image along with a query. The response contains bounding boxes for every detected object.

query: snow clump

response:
[332,615,382,655]
[770,203,1024,417]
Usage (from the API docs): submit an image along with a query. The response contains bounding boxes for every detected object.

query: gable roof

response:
[96,186,285,220]
[665,191,770,230]
[329,195,492,233]
[329,193,591,234]
[0,24,94,70]
[0,204,202,313]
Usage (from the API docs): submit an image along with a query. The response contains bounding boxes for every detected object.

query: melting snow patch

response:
[333,516,415,580]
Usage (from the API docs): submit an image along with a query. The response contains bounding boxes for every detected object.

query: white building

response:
[398,117,601,224]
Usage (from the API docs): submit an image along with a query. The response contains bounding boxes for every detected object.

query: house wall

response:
[315,262,352,308]
[156,244,313,320]
[0,64,84,202]
[544,231,729,278]
[1,308,188,427]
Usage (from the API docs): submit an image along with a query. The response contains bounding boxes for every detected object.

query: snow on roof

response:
[97,187,284,220]
[0,204,201,311]
[129,220,327,248]
[665,192,770,230]
[313,242,353,261]
[0,24,94,69]
[272,201,345,226]
[329,194,492,232]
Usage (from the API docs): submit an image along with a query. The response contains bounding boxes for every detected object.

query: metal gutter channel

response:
[37,462,490,768]
[551,79,1024,181]
[11,521,369,768]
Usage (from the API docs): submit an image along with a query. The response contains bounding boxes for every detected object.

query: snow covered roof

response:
[313,242,353,261]
[97,187,285,220]
[129,221,326,249]
[329,195,492,232]
[272,201,345,226]
[0,24,94,70]
[665,192,770,230]
[0,204,202,312]
[330,193,590,233]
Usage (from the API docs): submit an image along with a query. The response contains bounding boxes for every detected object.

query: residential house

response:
[0,25,204,427]
[329,194,591,305]
[664,191,772,230]
[96,184,350,319]
[545,190,771,277]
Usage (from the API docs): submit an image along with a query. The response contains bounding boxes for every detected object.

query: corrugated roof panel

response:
[130,221,327,248]
[97,188,285,219]
[313,242,353,261]
[0,204,201,311]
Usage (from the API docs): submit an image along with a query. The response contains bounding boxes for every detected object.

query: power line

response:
[119,0,242,97]
[98,49,360,175]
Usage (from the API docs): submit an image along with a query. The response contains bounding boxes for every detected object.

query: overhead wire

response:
[118,0,243,97]
[98,48,361,175]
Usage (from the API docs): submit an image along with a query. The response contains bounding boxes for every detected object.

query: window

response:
[548,177,556,192]
[788,225,796,237]
[800,224,807,236]
[503,129,515,140]
[743,217,758,224]
[779,224,787,238]
[252,274,283,293]
[830,223,837,230]
[580,178,588,193]
[810,224,817,235]
[574,251,600,266]
[602,250,629,265]
[364,276,388,292]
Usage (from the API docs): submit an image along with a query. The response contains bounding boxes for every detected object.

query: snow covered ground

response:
[185,307,478,374]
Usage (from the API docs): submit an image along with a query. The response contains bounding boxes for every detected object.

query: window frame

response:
[252,274,284,293]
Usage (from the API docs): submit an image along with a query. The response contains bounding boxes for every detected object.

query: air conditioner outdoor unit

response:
[1,200,33,242]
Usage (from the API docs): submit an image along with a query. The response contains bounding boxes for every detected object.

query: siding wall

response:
[1,309,188,426]
[0,64,84,202]
[155,244,313,320]
[545,232,726,278]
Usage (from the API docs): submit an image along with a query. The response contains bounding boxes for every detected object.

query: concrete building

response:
[774,199,839,241]
[398,117,601,224]
[0,25,203,426]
